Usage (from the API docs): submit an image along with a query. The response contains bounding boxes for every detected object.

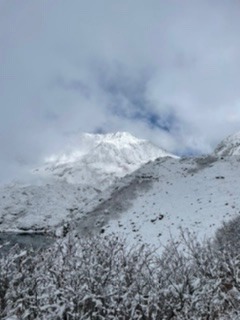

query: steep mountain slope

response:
[76,153,240,249]
[0,132,173,233]
[34,132,175,189]
[214,131,240,156]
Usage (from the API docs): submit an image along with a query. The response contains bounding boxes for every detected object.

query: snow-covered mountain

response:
[1,131,240,252]
[0,132,174,233]
[33,132,175,189]
[214,131,240,156]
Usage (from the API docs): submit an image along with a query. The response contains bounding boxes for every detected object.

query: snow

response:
[0,181,100,232]
[214,131,240,156]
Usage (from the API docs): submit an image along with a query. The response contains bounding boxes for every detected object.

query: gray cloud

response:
[1,0,240,182]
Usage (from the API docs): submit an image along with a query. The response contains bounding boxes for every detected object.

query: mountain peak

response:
[84,131,144,146]
[35,131,176,188]
[214,131,240,156]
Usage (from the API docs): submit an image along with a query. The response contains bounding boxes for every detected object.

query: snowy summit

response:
[34,131,175,188]
[214,131,240,156]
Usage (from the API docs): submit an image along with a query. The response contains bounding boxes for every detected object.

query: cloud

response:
[1,0,240,181]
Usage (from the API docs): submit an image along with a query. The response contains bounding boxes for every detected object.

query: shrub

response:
[1,221,240,319]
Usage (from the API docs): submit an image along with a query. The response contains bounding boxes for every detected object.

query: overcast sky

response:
[1,0,240,183]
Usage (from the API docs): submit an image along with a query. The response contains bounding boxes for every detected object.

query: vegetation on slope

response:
[1,216,240,319]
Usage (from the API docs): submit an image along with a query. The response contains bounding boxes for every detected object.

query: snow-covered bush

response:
[1,222,240,319]
[1,236,159,319]
[214,215,240,255]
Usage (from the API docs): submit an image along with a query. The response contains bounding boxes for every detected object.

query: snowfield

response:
[77,154,240,250]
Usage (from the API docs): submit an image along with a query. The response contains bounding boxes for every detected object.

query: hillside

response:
[76,153,240,249]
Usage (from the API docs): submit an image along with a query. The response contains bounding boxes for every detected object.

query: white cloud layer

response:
[1,0,240,182]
